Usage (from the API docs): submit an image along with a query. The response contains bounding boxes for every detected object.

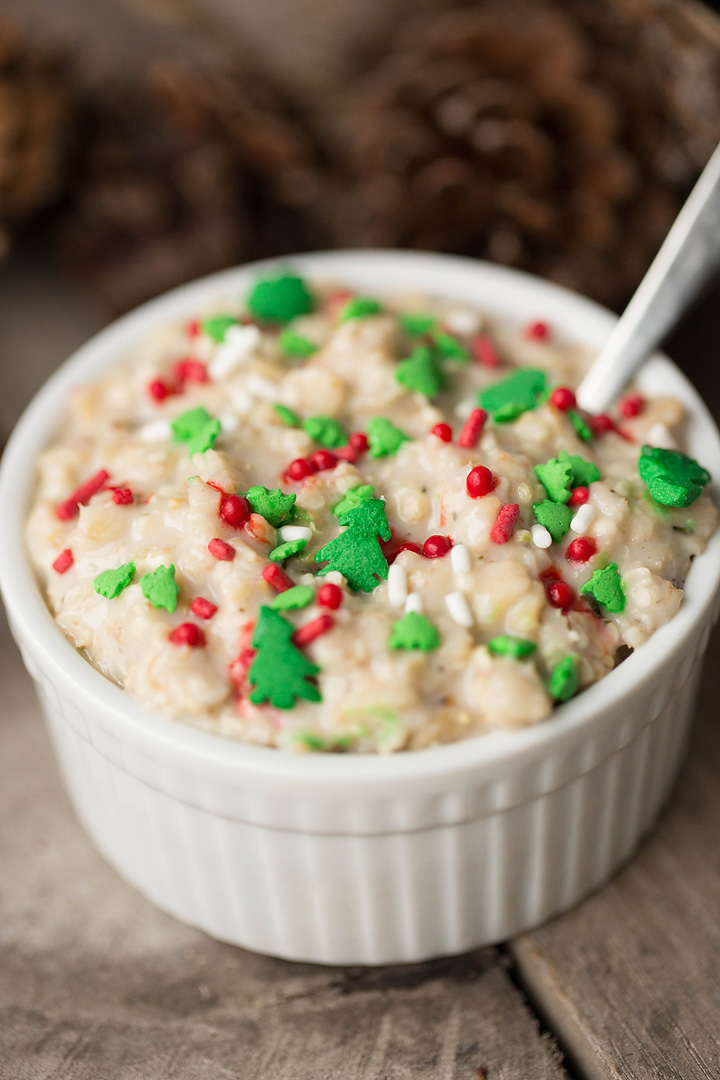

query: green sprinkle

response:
[316,498,390,593]
[291,732,330,751]
[339,297,382,321]
[548,656,579,702]
[273,403,301,427]
[580,563,625,613]
[302,415,348,448]
[93,561,135,600]
[479,368,547,422]
[487,635,537,659]
[247,272,313,324]
[638,445,710,508]
[332,484,374,518]
[171,406,221,455]
[567,408,593,442]
[245,486,296,527]
[248,606,321,709]
[559,450,601,487]
[272,585,315,611]
[367,416,409,458]
[388,611,440,651]
[269,538,308,562]
[399,312,437,335]
[201,315,237,342]
[395,345,446,398]
[280,327,318,358]
[533,499,573,542]
[534,458,573,503]
[431,331,469,362]
[141,564,179,613]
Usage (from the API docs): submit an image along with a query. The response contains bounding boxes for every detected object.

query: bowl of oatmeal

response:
[1,251,719,963]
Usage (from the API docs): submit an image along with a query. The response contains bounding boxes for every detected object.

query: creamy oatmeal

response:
[27,271,716,752]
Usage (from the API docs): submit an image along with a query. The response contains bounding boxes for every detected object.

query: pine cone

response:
[61,53,325,313]
[0,20,72,260]
[329,0,720,307]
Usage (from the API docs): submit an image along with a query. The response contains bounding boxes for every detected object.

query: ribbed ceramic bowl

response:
[2,252,720,965]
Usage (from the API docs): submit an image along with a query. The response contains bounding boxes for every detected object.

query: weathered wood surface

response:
[2,247,720,1079]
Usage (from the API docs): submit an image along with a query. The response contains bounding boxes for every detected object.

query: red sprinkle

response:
[191,596,218,619]
[568,486,589,506]
[293,613,335,648]
[112,487,134,505]
[620,393,645,418]
[208,538,235,561]
[547,580,574,610]
[56,470,110,521]
[286,458,314,482]
[262,564,293,592]
[169,622,206,647]
[349,432,369,454]
[398,541,423,557]
[431,422,453,443]
[458,408,488,449]
[490,503,519,544]
[186,318,200,338]
[317,582,343,609]
[52,548,74,574]
[335,444,359,463]
[590,413,616,434]
[466,465,495,498]
[423,534,453,559]
[525,320,550,341]
[566,536,597,564]
[175,358,208,387]
[550,387,576,411]
[221,494,251,527]
[471,334,500,368]
[309,449,337,472]
[148,379,173,403]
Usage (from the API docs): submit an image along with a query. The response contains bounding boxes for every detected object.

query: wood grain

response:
[510,632,720,1080]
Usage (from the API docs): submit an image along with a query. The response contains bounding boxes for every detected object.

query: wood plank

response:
[510,624,720,1080]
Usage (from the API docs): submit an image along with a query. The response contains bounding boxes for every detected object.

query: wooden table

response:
[1,245,720,1079]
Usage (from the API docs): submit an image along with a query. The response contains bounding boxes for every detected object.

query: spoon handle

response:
[576,141,720,413]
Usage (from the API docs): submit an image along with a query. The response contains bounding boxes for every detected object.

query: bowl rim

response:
[2,248,720,789]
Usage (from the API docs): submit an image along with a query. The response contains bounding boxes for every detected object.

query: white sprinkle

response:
[444,309,481,336]
[387,563,408,607]
[279,525,312,543]
[647,422,678,450]
[570,503,595,534]
[246,374,280,402]
[208,324,261,379]
[138,419,172,442]
[231,388,254,415]
[450,543,471,574]
[323,571,345,587]
[531,523,553,549]
[446,589,473,627]
[219,412,239,432]
[405,593,423,614]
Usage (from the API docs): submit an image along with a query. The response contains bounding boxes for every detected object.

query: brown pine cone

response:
[61,53,326,314]
[329,0,720,307]
[0,20,72,260]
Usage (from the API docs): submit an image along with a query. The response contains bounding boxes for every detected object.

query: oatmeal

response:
[26,270,716,752]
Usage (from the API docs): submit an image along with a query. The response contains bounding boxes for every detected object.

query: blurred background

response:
[2,0,720,436]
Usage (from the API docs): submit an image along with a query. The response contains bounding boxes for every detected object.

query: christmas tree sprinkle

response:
[248,606,321,709]
[315,498,391,593]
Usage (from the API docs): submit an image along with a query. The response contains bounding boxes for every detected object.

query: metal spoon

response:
[576,141,720,413]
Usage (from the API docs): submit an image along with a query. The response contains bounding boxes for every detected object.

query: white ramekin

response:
[2,252,720,966]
